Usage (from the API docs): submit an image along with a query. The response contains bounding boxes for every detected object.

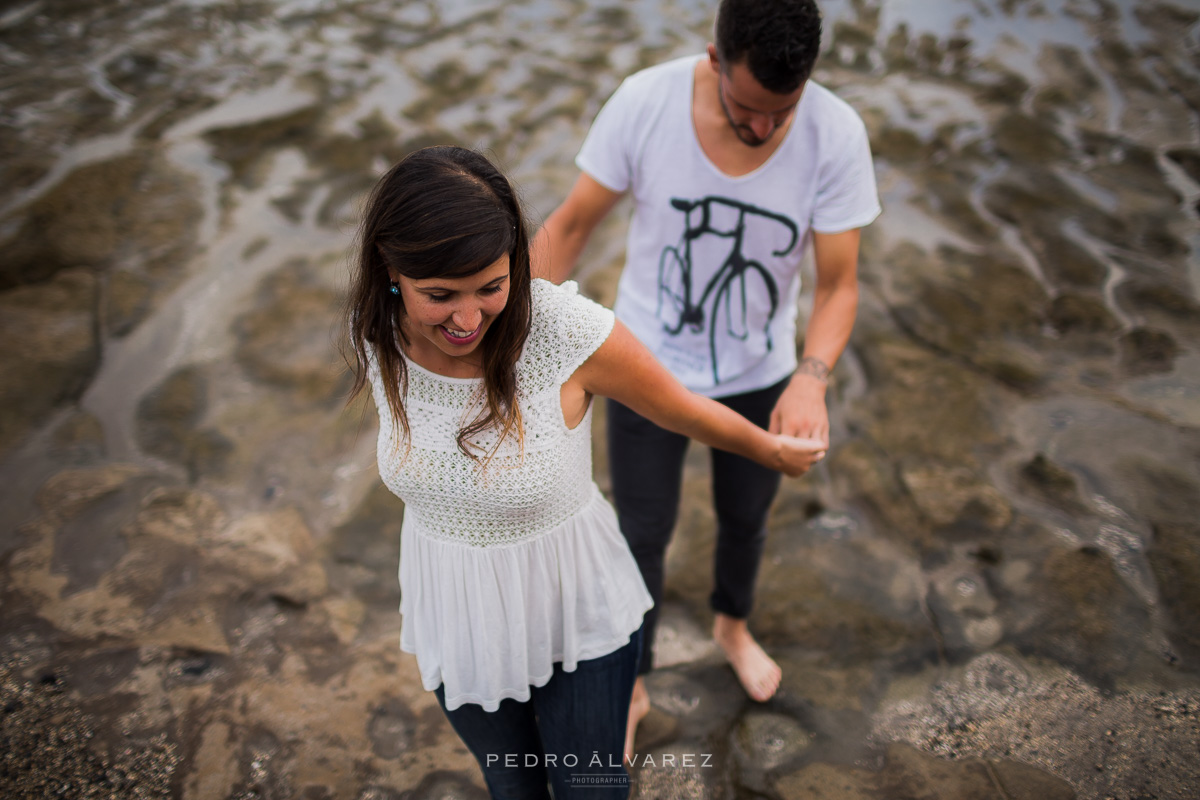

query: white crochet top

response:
[369,279,653,711]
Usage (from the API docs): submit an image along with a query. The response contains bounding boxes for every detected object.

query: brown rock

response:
[0,151,200,289]
[136,365,234,479]
[212,507,328,605]
[1118,327,1179,376]
[775,742,1073,799]
[0,269,100,453]
[235,266,349,404]
[1009,546,1152,684]
[1147,523,1200,667]
[899,461,1012,531]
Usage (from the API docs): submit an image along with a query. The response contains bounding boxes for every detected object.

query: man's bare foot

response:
[713,613,781,702]
[625,677,650,759]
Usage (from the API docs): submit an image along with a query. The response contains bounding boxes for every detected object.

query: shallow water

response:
[1,1,1198,798]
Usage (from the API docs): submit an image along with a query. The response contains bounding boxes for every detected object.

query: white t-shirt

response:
[577,54,881,397]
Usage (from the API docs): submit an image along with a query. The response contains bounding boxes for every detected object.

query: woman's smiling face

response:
[394,253,511,369]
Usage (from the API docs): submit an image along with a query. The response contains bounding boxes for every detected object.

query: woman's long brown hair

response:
[344,146,533,462]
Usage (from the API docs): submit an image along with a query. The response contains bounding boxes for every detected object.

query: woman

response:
[345,146,822,799]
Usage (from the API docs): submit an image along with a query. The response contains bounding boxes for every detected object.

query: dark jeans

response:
[435,628,642,800]
[607,378,788,675]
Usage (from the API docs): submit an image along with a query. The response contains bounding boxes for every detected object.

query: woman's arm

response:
[570,321,824,477]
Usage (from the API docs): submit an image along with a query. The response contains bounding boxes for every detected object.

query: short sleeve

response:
[523,279,615,390]
[811,120,882,233]
[575,75,640,194]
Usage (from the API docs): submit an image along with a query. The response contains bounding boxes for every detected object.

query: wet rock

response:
[104,51,171,97]
[204,105,325,189]
[66,647,143,697]
[235,266,349,405]
[732,710,812,773]
[920,165,997,242]
[215,642,465,798]
[1110,457,1200,529]
[754,540,927,659]
[1008,546,1152,684]
[927,564,1003,654]
[185,720,241,800]
[1147,523,1200,669]
[783,741,1073,799]
[211,507,328,606]
[395,771,488,799]
[35,464,148,521]
[0,269,99,454]
[319,595,368,647]
[972,68,1030,107]
[870,126,926,164]
[12,486,232,650]
[329,482,404,605]
[51,471,160,596]
[225,728,294,800]
[106,268,156,337]
[628,739,719,800]
[899,461,1012,533]
[0,664,179,800]
[825,439,926,548]
[368,697,417,760]
[136,364,234,479]
[1034,44,1105,120]
[881,243,1049,390]
[1046,292,1120,337]
[1165,147,1200,185]
[1017,453,1088,515]
[850,329,1006,466]
[872,652,1200,797]
[651,603,719,670]
[1117,327,1179,376]
[1036,226,1110,289]
[993,112,1069,163]
[981,174,1118,287]
[0,151,201,289]
[48,410,107,466]
[774,652,873,712]
[640,665,745,764]
[134,364,204,442]
[1115,278,1200,331]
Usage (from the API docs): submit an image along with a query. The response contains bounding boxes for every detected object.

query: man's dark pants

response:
[606,377,789,674]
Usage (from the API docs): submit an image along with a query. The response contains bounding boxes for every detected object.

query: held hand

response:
[775,435,827,477]
[768,373,830,444]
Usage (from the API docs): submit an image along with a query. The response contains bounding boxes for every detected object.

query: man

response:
[532,0,880,751]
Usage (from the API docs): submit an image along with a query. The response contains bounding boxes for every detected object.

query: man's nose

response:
[749,114,775,140]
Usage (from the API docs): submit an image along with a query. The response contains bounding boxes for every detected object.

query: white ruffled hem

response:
[398,486,653,712]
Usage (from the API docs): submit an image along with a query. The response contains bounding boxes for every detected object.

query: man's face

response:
[716,60,805,147]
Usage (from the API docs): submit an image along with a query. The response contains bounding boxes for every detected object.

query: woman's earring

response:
[389,282,400,296]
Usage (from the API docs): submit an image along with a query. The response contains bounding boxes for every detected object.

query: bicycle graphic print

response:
[656,195,800,384]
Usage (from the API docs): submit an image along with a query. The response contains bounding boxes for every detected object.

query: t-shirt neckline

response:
[686,54,802,183]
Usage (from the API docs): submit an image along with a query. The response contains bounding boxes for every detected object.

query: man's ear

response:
[706,42,721,72]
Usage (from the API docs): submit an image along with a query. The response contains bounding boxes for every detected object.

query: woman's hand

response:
[774,435,828,477]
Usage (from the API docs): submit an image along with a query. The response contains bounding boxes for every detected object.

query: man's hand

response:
[768,369,830,446]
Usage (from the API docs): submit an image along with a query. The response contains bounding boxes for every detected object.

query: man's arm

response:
[768,227,862,442]
[531,173,624,283]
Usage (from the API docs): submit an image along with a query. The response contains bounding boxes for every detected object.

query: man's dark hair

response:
[715,0,822,94]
